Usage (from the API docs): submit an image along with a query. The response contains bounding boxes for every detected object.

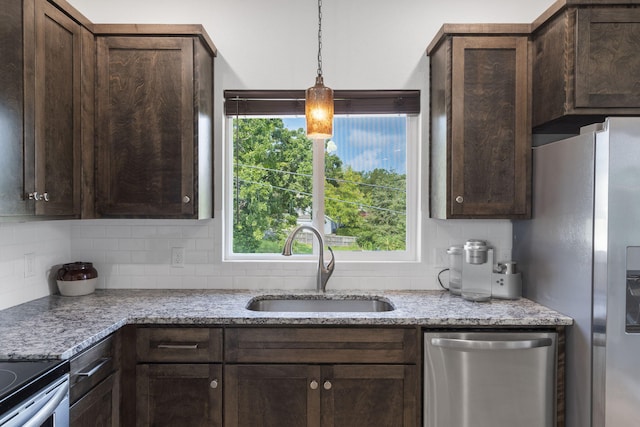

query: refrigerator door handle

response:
[430,337,553,351]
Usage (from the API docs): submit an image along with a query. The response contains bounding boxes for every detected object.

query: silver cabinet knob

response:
[310,380,319,390]
[455,195,464,204]
[323,380,332,390]
[183,195,191,204]
[27,192,50,202]
[210,379,218,389]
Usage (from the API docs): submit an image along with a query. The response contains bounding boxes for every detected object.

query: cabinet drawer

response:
[137,327,223,363]
[225,327,417,364]
[70,373,117,426]
[70,335,115,405]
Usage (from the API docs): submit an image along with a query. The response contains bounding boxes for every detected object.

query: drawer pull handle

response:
[157,343,199,350]
[77,358,111,379]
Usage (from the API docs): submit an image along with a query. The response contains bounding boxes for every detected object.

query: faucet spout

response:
[282,225,335,292]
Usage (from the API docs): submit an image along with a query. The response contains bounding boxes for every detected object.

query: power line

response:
[235,163,406,193]
[235,178,406,215]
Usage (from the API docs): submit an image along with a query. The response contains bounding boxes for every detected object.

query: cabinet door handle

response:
[323,380,332,390]
[183,195,191,204]
[76,357,111,379]
[431,337,553,351]
[157,343,199,350]
[27,191,49,201]
[310,380,319,390]
[455,195,464,204]
[210,379,219,389]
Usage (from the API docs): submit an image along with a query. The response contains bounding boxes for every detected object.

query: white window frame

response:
[222,114,420,263]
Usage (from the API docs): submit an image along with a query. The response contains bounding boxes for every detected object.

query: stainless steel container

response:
[463,239,488,264]
[461,240,493,302]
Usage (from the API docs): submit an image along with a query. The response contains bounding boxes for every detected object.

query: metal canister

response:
[463,239,489,264]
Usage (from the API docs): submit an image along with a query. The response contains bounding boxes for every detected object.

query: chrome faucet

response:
[282,225,335,292]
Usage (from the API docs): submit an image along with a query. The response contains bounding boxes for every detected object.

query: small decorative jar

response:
[56,262,98,296]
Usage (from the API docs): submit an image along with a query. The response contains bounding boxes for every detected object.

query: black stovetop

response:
[0,360,69,416]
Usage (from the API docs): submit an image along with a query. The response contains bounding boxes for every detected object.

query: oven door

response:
[0,375,69,427]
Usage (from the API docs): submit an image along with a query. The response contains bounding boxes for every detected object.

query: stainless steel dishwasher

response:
[424,331,556,427]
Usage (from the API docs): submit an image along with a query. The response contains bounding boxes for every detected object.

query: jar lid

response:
[62,261,94,270]
[464,239,488,251]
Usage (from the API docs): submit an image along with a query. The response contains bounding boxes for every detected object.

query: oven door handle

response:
[21,380,69,427]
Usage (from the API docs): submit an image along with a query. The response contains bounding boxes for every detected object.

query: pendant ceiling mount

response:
[305,0,333,139]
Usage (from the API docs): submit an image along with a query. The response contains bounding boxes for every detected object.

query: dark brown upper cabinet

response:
[427,25,531,219]
[33,0,84,217]
[0,0,30,217]
[0,0,91,219]
[532,1,640,133]
[94,26,215,219]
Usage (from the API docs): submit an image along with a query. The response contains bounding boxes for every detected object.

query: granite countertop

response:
[0,289,572,360]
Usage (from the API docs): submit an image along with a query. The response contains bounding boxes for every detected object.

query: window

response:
[224,90,420,261]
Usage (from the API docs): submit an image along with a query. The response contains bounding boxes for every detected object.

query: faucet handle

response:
[325,246,335,276]
[319,246,336,293]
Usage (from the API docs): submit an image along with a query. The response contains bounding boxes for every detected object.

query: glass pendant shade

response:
[306,75,334,139]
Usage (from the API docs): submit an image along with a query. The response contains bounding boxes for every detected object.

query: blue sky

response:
[282,115,407,174]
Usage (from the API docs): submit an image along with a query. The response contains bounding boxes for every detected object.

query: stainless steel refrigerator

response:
[513,117,640,427]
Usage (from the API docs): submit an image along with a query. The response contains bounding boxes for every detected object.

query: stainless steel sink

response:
[246,296,394,312]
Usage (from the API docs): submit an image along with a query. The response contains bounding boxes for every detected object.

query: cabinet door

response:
[450,36,530,218]
[320,365,417,427]
[575,7,640,108]
[224,364,321,427]
[33,0,82,216]
[70,373,118,427]
[96,36,196,218]
[0,0,31,217]
[136,364,222,427]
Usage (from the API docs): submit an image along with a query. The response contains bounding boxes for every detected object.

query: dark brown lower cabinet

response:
[136,363,222,427]
[224,364,417,427]
[69,334,119,427]
[321,365,417,427]
[70,374,117,427]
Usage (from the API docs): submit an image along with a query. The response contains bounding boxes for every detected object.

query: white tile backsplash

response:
[0,221,72,310]
[0,216,513,310]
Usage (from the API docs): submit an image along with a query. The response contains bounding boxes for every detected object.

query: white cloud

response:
[326,140,337,153]
[349,148,384,172]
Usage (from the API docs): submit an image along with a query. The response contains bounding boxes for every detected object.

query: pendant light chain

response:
[317,0,323,78]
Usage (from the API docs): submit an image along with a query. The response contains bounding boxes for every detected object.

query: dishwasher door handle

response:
[430,337,553,351]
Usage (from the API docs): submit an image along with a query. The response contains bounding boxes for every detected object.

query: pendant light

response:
[306,0,333,139]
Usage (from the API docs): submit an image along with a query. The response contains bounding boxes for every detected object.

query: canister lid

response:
[464,239,488,251]
[62,261,94,270]
[446,245,463,254]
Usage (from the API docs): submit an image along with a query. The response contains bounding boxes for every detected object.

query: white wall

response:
[0,221,71,310]
[0,0,555,308]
